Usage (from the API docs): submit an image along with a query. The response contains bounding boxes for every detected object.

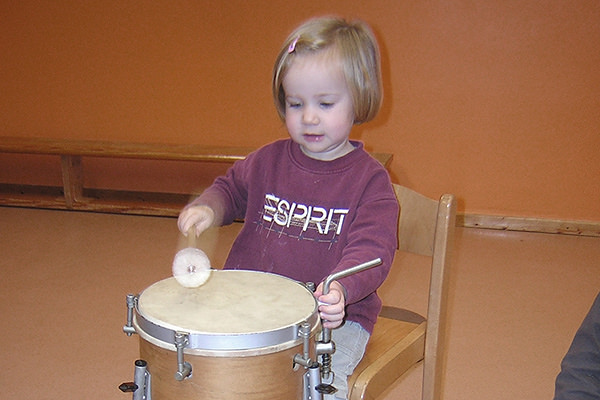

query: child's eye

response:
[287,101,302,109]
[320,102,334,109]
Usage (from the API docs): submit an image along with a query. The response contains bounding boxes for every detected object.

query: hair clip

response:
[288,36,299,53]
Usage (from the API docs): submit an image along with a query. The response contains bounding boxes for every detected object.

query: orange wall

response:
[2,1,599,221]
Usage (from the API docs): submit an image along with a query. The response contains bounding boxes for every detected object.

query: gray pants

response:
[323,320,370,400]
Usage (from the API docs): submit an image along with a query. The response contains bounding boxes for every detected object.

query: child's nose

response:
[302,105,319,125]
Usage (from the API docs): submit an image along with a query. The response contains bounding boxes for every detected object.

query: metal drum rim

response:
[134,270,320,352]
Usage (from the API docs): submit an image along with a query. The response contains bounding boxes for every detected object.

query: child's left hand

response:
[314,280,346,329]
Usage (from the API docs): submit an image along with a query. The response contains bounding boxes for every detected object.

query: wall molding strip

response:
[458,213,600,238]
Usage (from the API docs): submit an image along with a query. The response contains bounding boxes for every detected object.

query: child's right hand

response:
[177,205,215,237]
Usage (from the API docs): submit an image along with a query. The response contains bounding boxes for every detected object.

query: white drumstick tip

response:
[172,247,212,288]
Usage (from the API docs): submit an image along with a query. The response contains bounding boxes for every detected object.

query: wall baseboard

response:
[458,213,600,238]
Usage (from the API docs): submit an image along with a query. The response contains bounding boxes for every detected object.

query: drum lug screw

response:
[123,294,138,336]
[293,321,314,370]
[174,332,192,381]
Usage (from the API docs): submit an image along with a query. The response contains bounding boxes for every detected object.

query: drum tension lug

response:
[123,294,138,336]
[174,332,192,381]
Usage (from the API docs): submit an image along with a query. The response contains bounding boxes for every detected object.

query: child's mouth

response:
[303,133,324,142]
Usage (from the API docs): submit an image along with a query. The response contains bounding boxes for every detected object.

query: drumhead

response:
[135,270,318,352]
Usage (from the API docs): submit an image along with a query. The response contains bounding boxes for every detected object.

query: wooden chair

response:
[347,184,457,400]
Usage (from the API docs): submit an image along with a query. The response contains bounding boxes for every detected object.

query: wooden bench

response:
[0,136,393,217]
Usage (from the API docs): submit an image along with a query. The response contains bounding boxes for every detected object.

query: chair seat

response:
[348,307,427,400]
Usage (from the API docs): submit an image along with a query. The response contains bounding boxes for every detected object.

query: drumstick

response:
[172,227,212,288]
[186,226,197,248]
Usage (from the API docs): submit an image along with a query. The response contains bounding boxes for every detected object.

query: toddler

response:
[178,16,398,400]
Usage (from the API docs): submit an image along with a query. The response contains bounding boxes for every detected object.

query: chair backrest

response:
[393,184,457,400]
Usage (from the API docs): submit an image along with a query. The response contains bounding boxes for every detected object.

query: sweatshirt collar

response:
[288,140,364,173]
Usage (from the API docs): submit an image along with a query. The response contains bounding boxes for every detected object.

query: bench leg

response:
[60,155,84,208]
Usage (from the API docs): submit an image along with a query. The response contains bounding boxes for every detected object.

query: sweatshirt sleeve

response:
[186,158,250,226]
[554,292,600,400]
[333,168,399,306]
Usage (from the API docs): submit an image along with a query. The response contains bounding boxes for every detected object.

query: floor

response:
[1,206,599,400]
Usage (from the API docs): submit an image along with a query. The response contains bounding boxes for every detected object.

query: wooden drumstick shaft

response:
[176,224,219,268]
[186,227,197,249]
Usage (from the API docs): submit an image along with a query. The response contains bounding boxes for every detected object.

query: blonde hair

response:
[272,17,382,124]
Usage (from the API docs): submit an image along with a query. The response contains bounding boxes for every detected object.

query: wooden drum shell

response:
[133,271,319,400]
[139,337,309,400]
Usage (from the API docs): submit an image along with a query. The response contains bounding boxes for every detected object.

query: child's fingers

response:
[313,280,346,329]
[177,209,196,233]
[319,309,345,329]
[318,300,344,315]
[177,207,213,235]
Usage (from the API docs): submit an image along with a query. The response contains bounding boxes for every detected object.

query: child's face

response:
[282,51,355,161]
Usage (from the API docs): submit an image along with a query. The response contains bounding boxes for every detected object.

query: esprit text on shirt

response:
[263,193,349,235]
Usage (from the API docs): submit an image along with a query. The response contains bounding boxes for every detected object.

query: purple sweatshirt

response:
[190,139,398,334]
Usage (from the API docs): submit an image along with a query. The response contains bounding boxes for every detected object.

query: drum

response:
[132,270,320,400]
